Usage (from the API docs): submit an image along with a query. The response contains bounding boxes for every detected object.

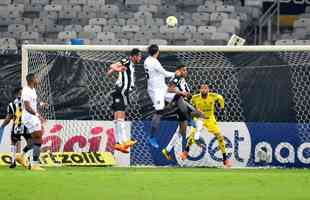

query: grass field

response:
[0,166,309,200]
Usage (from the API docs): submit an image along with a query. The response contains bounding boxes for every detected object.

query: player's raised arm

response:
[154,62,174,78]
[147,44,174,78]
[107,61,126,76]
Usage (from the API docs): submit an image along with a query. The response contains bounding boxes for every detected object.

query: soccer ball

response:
[166,16,178,28]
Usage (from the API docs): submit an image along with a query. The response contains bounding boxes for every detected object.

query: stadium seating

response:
[0,0,275,48]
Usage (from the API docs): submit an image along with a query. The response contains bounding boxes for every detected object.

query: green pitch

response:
[0,166,309,200]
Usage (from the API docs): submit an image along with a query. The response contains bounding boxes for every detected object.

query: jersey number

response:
[145,68,150,79]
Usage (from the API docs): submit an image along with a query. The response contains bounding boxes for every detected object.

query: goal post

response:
[21,44,310,167]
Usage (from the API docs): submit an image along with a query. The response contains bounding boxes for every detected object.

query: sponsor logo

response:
[173,122,251,167]
[0,120,131,167]
[254,141,310,164]
[41,121,117,153]
[0,152,116,166]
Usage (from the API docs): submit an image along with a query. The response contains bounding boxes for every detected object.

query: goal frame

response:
[21,44,310,87]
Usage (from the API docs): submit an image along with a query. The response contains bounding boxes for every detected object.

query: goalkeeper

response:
[189,84,231,167]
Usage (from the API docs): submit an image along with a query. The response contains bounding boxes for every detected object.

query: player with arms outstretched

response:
[189,84,231,167]
[107,48,142,153]
[0,87,32,168]
[18,73,45,171]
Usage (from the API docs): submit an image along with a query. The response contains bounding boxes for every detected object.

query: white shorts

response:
[148,89,176,110]
[22,114,42,133]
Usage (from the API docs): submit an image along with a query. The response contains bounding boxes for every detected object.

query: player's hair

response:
[200,84,209,89]
[13,87,22,95]
[26,73,36,83]
[130,48,141,56]
[148,44,159,56]
[176,64,186,70]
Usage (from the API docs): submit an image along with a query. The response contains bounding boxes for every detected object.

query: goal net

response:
[22,45,310,166]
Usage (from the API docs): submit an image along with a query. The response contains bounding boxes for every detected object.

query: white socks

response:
[11,145,16,163]
[166,132,182,152]
[114,119,128,144]
[194,118,204,140]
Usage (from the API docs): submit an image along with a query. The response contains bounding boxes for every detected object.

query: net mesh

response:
[278,52,310,157]
[24,48,310,166]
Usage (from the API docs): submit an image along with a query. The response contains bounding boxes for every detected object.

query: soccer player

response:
[189,84,232,167]
[107,48,142,153]
[162,65,203,160]
[18,73,45,171]
[0,87,32,168]
[162,65,191,160]
[144,44,175,148]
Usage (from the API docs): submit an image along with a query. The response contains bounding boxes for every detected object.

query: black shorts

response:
[111,90,130,111]
[11,127,31,143]
[175,99,197,122]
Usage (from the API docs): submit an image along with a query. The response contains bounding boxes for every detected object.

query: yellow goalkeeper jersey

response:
[191,92,224,118]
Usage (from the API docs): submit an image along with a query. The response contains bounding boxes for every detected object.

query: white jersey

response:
[144,56,174,91]
[21,86,37,119]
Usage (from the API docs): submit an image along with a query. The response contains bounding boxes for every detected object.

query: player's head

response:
[26,73,39,87]
[130,48,142,64]
[200,84,209,96]
[176,64,188,78]
[148,44,159,58]
[13,87,22,98]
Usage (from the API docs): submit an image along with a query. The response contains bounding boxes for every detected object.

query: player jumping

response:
[0,87,32,168]
[189,84,232,167]
[107,48,142,153]
[162,65,203,160]
[144,44,175,148]
[18,73,45,171]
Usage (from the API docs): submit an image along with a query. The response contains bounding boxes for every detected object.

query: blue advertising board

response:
[138,121,310,168]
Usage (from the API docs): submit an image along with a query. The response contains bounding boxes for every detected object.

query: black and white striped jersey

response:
[7,97,25,134]
[115,58,135,93]
[170,75,190,93]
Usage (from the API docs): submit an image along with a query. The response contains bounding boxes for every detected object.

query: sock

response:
[181,134,187,152]
[223,153,227,163]
[11,145,16,163]
[166,132,181,152]
[120,120,128,143]
[150,113,162,137]
[32,144,41,165]
[189,127,196,139]
[215,132,227,159]
[194,118,204,140]
[114,120,122,144]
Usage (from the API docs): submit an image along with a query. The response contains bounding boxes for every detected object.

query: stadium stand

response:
[0,0,309,48]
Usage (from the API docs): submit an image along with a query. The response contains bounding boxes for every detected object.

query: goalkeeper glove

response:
[0,127,4,144]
